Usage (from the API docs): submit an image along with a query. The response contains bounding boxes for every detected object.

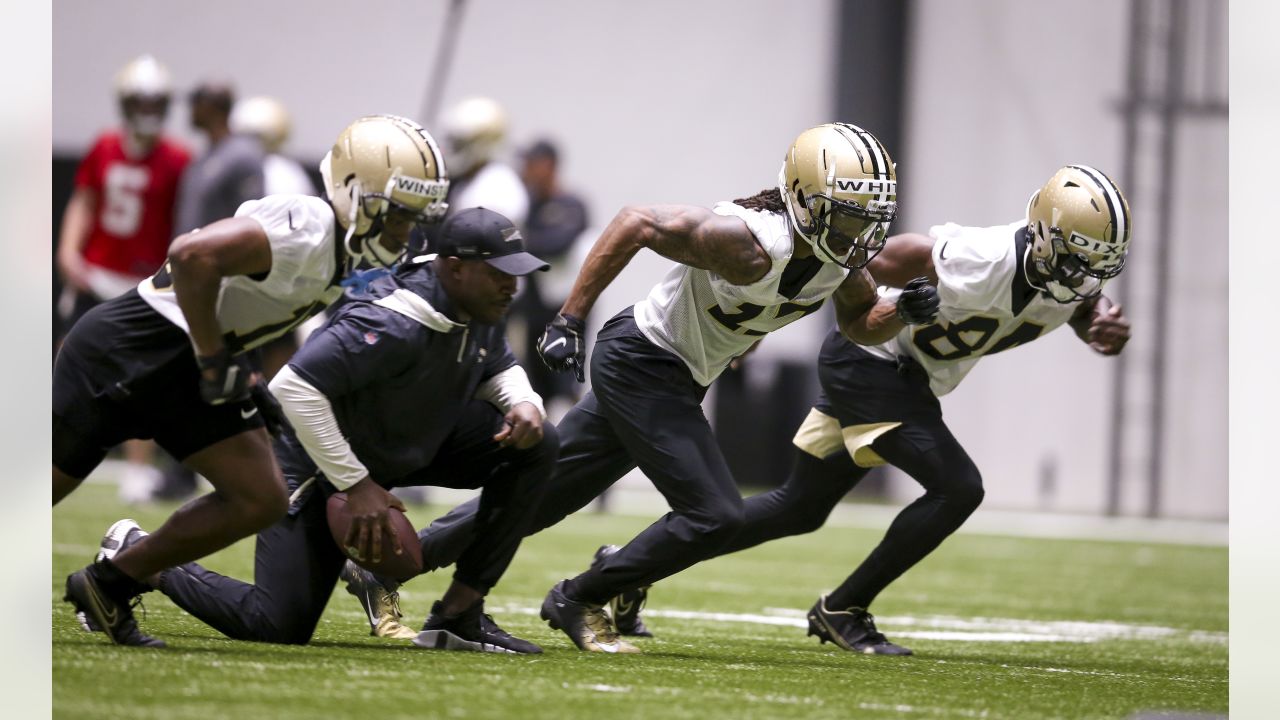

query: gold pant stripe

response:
[792,408,901,468]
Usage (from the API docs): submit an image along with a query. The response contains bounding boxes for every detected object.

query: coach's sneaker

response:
[80,519,151,632]
[593,545,654,637]
[414,601,542,654]
[540,580,639,654]
[807,595,912,656]
[340,560,418,640]
[64,564,164,648]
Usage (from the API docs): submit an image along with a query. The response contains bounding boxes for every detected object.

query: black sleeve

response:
[287,305,415,400]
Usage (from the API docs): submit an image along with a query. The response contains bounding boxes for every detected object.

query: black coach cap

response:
[435,207,550,276]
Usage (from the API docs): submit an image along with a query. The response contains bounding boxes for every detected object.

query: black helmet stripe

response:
[1070,164,1129,244]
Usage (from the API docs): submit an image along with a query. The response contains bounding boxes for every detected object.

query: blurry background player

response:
[174,80,266,235]
[94,208,556,654]
[55,115,450,647]
[230,96,317,198]
[623,165,1132,655]
[156,79,270,502]
[54,54,191,504]
[347,123,940,651]
[438,96,529,230]
[512,139,590,417]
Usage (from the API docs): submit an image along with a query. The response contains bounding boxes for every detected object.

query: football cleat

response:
[64,565,164,648]
[540,580,639,654]
[807,595,912,656]
[340,560,418,640]
[80,519,150,632]
[593,545,654,637]
[414,600,542,654]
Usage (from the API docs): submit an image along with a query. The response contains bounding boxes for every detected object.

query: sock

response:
[92,559,152,599]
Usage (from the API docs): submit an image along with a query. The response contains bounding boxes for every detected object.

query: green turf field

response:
[53,484,1227,719]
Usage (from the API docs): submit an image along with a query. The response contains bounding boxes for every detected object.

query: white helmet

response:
[114,55,172,142]
[320,115,450,268]
[440,96,507,177]
[230,96,292,153]
[1025,165,1132,302]
[778,123,898,268]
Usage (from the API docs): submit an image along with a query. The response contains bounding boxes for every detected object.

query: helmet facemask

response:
[1025,222,1117,303]
[805,193,897,268]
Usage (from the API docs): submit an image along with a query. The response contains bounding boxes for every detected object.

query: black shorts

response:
[52,289,265,478]
[815,330,943,452]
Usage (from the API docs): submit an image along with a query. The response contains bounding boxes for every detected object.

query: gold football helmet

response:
[320,115,450,267]
[114,55,172,144]
[778,123,897,268]
[230,96,292,153]
[440,96,508,177]
[1025,165,1131,302]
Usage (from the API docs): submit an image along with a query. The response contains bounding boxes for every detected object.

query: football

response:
[325,493,424,581]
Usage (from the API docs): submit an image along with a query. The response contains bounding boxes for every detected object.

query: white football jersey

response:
[138,194,346,353]
[635,202,848,386]
[862,220,1080,396]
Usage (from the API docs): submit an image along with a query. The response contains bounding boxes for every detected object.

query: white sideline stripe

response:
[496,604,1227,645]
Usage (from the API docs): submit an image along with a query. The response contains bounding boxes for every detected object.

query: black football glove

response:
[196,347,254,405]
[896,276,940,325]
[537,312,587,382]
[250,379,291,438]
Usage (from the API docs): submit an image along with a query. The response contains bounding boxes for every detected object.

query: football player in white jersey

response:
[622,165,1133,655]
[347,123,935,651]
[56,115,449,647]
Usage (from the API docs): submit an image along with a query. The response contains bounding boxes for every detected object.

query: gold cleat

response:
[541,580,640,654]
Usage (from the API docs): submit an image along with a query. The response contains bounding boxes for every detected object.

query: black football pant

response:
[718,420,984,610]
[705,331,985,610]
[157,401,558,644]
[418,308,745,605]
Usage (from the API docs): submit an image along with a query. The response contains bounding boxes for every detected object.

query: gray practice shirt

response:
[175,133,266,233]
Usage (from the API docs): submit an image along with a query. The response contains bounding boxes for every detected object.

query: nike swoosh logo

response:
[595,641,621,654]
[544,337,568,352]
[85,580,118,628]
[615,598,635,616]
[241,407,259,419]
[938,241,950,261]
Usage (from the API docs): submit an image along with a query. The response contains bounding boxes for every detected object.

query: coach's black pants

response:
[157,401,557,644]
[419,308,745,605]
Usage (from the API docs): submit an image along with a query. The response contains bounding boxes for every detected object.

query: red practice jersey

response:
[73,131,191,278]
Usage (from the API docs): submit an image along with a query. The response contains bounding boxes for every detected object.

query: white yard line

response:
[493,604,1226,645]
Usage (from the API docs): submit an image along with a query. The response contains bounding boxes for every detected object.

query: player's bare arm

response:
[866,232,938,287]
[55,187,98,293]
[1069,294,1130,355]
[168,217,273,357]
[832,267,903,345]
[560,205,770,319]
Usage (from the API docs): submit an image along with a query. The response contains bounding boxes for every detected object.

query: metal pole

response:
[1147,0,1188,518]
[1107,0,1148,516]
[421,0,469,128]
